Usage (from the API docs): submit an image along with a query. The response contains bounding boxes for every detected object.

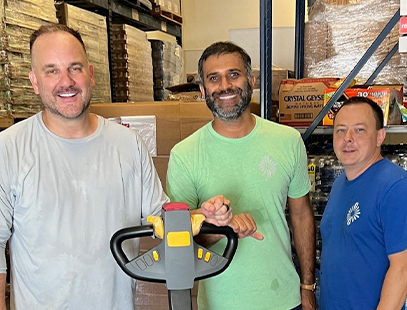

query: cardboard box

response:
[152,155,169,191]
[322,87,403,126]
[0,117,14,128]
[278,78,339,126]
[90,102,180,155]
[180,102,213,140]
[253,68,290,101]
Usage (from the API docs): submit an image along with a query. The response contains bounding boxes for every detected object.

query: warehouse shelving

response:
[295,125,407,135]
[259,0,405,141]
[59,0,182,102]
[61,0,182,42]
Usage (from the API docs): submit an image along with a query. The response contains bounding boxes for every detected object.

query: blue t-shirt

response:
[319,159,407,310]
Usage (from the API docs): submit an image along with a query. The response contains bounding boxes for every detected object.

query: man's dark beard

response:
[205,81,252,121]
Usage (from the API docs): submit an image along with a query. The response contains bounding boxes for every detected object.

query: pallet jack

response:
[110,202,238,310]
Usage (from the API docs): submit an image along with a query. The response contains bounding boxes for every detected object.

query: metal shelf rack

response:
[259,0,405,141]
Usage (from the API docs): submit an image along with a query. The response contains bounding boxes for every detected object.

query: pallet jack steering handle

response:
[110,222,238,282]
[110,202,238,310]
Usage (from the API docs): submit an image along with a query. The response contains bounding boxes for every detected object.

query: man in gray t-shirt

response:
[0,24,235,310]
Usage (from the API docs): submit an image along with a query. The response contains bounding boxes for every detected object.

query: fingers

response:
[200,195,232,226]
[229,213,263,241]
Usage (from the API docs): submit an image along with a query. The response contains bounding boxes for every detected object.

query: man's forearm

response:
[377,262,407,310]
[0,273,7,310]
[290,208,316,284]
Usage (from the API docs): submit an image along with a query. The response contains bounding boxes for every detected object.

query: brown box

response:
[250,101,261,116]
[253,68,290,101]
[278,78,339,126]
[0,117,14,128]
[90,102,180,155]
[180,102,213,140]
[322,86,403,126]
[152,155,169,192]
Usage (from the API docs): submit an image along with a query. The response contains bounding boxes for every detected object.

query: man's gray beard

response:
[205,82,253,121]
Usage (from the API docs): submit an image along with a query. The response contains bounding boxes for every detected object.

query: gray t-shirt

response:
[0,112,169,309]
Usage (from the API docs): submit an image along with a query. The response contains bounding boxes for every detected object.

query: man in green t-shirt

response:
[167,41,316,310]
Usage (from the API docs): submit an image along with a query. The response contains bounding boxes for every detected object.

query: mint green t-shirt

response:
[167,115,310,310]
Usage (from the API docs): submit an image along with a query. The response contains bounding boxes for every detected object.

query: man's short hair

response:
[198,41,252,84]
[335,96,384,129]
[30,24,86,55]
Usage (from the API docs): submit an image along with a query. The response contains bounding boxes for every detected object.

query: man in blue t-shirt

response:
[320,96,407,310]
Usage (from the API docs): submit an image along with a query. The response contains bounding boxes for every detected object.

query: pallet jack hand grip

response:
[110,225,154,278]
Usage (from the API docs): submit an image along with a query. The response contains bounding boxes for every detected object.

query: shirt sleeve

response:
[138,134,170,223]
[381,177,407,256]
[287,134,311,199]
[166,149,200,210]
[0,140,14,273]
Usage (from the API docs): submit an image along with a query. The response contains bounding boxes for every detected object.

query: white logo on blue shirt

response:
[258,155,277,178]
[346,202,361,226]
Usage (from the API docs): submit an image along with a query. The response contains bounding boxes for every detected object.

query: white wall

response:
[182,0,297,74]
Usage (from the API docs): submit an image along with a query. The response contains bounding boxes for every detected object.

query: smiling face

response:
[333,103,386,180]
[29,31,95,121]
[200,52,255,121]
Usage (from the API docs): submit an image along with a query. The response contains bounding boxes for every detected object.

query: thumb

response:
[251,231,264,241]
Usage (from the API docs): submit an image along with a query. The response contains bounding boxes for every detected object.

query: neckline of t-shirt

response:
[36,112,103,144]
[207,114,260,142]
[345,158,386,184]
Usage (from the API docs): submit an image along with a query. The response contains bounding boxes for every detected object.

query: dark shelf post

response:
[260,0,272,120]
[294,0,305,79]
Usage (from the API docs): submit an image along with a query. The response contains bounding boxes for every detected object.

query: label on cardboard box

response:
[322,87,403,126]
[278,78,339,126]
[400,17,407,34]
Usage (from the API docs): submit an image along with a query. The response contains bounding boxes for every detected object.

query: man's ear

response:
[89,64,95,87]
[199,84,206,99]
[377,128,386,147]
[250,75,256,89]
[29,71,40,95]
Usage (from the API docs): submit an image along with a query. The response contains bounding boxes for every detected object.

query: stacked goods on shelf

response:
[322,86,403,125]
[308,155,344,216]
[278,77,340,127]
[110,24,154,102]
[56,3,111,103]
[305,0,404,85]
[151,0,182,24]
[149,32,184,101]
[0,0,58,118]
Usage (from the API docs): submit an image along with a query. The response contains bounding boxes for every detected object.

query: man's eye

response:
[46,69,56,75]
[209,76,218,82]
[70,66,82,72]
[230,72,240,79]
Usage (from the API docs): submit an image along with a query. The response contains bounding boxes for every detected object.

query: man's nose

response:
[218,76,232,91]
[59,70,75,87]
[344,130,353,142]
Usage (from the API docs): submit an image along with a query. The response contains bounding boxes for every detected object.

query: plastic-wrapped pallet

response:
[305,0,405,85]
[148,32,184,101]
[111,24,154,102]
[0,0,58,118]
[56,3,111,103]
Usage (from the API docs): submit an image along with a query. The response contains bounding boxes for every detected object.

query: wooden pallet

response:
[151,4,182,25]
